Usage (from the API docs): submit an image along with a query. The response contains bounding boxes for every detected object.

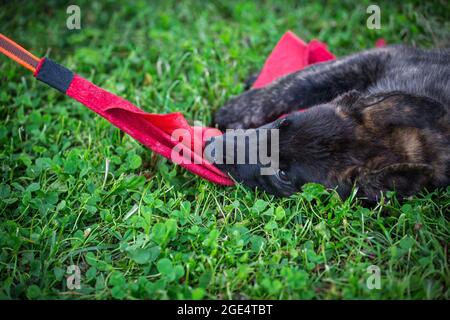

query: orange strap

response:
[0,33,40,73]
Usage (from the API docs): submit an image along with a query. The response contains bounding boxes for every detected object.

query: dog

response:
[207,45,450,201]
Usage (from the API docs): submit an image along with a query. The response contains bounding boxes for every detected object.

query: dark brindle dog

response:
[207,45,450,201]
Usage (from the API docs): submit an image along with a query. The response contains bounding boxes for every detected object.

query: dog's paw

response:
[213,89,272,130]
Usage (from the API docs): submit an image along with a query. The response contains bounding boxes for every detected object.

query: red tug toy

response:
[0,31,335,186]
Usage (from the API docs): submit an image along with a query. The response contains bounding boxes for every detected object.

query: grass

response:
[0,0,449,300]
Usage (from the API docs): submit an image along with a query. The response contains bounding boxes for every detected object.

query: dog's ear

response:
[360,93,446,130]
[334,90,362,107]
[334,90,376,122]
[336,92,446,129]
[358,163,433,201]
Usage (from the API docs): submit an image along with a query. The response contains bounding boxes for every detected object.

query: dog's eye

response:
[276,169,290,183]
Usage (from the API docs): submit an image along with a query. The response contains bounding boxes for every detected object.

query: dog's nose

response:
[204,136,218,164]
[205,134,229,165]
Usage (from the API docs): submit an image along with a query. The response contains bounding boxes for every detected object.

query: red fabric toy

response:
[253,31,334,88]
[0,31,335,186]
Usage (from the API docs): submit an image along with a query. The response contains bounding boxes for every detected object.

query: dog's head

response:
[207,91,447,201]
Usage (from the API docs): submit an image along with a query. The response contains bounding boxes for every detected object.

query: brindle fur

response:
[210,45,450,201]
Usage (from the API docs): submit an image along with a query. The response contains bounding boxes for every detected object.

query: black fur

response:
[210,45,450,201]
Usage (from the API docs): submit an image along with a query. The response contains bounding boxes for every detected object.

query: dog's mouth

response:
[204,138,244,182]
[205,133,300,196]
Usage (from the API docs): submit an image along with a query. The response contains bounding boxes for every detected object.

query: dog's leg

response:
[214,47,394,129]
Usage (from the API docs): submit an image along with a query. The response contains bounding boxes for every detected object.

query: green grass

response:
[0,0,449,300]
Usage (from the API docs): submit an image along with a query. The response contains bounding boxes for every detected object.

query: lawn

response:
[0,0,449,299]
